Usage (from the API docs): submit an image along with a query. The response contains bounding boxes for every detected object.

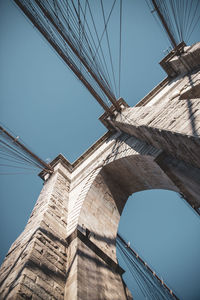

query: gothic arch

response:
[77,152,179,262]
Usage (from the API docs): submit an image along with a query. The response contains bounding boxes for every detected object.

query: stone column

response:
[0,162,70,300]
[65,170,132,300]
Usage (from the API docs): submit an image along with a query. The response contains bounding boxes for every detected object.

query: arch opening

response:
[78,154,179,257]
[77,152,200,299]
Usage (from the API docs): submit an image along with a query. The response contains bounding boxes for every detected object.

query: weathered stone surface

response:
[0,166,69,299]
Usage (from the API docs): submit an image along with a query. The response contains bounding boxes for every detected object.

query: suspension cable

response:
[13,0,123,114]
[0,125,53,174]
[117,233,179,300]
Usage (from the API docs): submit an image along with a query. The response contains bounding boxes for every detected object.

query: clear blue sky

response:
[0,1,200,299]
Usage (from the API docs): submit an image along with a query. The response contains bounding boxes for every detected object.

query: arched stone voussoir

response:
[66,134,162,237]
[67,134,175,238]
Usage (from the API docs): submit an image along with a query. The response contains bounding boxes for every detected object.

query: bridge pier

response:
[0,165,69,300]
[0,42,200,299]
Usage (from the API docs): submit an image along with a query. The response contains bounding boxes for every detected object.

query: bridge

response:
[0,1,200,299]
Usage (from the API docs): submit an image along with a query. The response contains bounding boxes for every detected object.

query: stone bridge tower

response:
[0,42,200,299]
